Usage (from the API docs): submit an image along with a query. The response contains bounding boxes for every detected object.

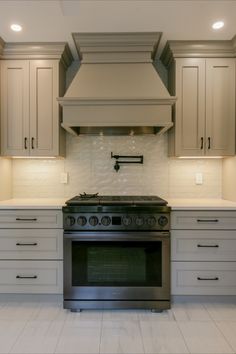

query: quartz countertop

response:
[167,198,236,210]
[0,198,66,209]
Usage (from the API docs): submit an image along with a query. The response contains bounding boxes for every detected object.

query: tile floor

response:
[0,298,236,353]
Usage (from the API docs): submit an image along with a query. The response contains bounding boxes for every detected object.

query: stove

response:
[63,194,171,312]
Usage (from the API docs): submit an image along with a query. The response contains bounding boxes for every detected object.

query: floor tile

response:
[65,309,103,322]
[0,320,27,354]
[215,321,236,352]
[0,302,40,321]
[31,302,67,321]
[100,320,144,354]
[10,320,64,354]
[204,303,236,321]
[102,309,139,321]
[178,321,233,353]
[138,309,174,321]
[172,302,212,322]
[140,320,189,353]
[55,320,101,354]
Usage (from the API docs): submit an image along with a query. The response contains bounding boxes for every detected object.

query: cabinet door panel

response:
[175,59,205,156]
[206,59,235,156]
[30,60,59,156]
[1,61,29,156]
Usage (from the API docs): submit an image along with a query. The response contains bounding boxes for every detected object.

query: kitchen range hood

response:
[58,33,176,136]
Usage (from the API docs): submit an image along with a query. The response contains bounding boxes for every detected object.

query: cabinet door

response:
[1,60,29,156]
[206,58,235,156]
[29,60,59,156]
[175,59,205,156]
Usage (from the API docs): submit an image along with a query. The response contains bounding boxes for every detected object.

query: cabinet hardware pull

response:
[31,137,35,149]
[197,277,219,281]
[197,244,219,248]
[197,219,219,223]
[24,137,28,149]
[200,137,204,150]
[16,218,37,221]
[208,137,211,149]
[16,242,38,246]
[16,275,38,279]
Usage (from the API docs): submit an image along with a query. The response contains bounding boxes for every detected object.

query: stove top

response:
[65,194,168,206]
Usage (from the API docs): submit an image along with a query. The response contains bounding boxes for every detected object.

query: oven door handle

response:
[64,231,169,241]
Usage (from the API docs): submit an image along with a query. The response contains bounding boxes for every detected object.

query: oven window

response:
[72,241,162,286]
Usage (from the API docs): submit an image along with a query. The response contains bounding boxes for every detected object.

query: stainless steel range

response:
[63,194,171,311]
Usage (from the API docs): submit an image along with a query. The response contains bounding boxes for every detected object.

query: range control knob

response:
[77,216,87,226]
[123,216,132,226]
[101,216,111,226]
[158,216,168,227]
[65,216,75,227]
[147,216,156,227]
[89,216,99,227]
[135,216,144,226]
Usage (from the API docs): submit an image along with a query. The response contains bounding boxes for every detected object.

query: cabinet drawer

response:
[171,211,236,229]
[171,230,236,261]
[0,210,62,228]
[0,229,63,259]
[172,262,236,295]
[0,260,62,293]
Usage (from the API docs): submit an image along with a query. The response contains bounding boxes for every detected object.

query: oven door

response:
[64,231,170,301]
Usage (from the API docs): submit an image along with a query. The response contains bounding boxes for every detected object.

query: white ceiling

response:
[0,0,236,59]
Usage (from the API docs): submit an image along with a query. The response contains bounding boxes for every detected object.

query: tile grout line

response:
[98,310,104,354]
[137,313,146,354]
[53,309,68,354]
[175,319,191,354]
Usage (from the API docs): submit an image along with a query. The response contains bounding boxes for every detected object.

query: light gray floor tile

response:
[100,320,144,354]
[138,309,174,321]
[0,302,40,321]
[10,320,64,354]
[140,320,189,353]
[204,303,236,321]
[215,321,236,352]
[102,309,140,321]
[178,321,233,354]
[172,302,212,322]
[0,320,27,354]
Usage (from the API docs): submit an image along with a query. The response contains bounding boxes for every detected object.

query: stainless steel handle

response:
[197,219,219,223]
[197,244,219,248]
[208,137,211,149]
[197,277,219,281]
[16,218,37,221]
[16,275,38,279]
[16,242,38,246]
[200,137,204,150]
[31,137,35,149]
[24,137,28,149]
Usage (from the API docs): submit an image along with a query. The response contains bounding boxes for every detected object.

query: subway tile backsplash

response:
[12,133,222,199]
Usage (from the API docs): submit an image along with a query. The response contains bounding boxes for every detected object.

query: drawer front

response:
[172,261,236,295]
[0,229,63,259]
[0,210,62,228]
[171,211,236,230]
[171,230,236,261]
[0,261,62,293]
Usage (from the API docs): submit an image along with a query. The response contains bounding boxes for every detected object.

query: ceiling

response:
[0,0,236,59]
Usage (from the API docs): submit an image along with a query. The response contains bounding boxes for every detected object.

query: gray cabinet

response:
[0,42,72,157]
[161,41,236,157]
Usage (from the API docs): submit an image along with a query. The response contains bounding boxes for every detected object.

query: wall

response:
[222,157,236,201]
[0,158,12,200]
[12,133,222,199]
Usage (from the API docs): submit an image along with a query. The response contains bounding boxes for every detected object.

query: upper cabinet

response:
[0,43,73,157]
[161,40,236,157]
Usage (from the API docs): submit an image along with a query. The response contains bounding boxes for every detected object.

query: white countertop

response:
[0,198,236,210]
[0,198,66,209]
[167,198,236,210]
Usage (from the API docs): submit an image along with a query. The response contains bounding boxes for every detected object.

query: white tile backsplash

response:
[12,133,222,199]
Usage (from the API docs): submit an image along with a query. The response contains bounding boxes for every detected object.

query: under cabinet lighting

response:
[212,21,224,30]
[177,156,223,159]
[10,23,22,32]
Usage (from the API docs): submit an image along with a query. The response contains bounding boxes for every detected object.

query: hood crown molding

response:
[1,42,73,69]
[161,36,236,68]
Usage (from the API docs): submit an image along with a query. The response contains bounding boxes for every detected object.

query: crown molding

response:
[1,42,73,69]
[72,32,162,63]
[161,36,236,68]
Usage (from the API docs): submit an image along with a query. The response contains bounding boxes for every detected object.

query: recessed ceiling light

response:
[212,21,224,30]
[10,23,22,32]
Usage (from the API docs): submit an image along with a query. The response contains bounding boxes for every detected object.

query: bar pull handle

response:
[200,137,204,150]
[31,137,35,149]
[197,219,219,223]
[16,242,38,246]
[197,277,219,281]
[16,275,38,279]
[24,137,28,150]
[208,137,211,149]
[197,244,219,248]
[16,218,37,221]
